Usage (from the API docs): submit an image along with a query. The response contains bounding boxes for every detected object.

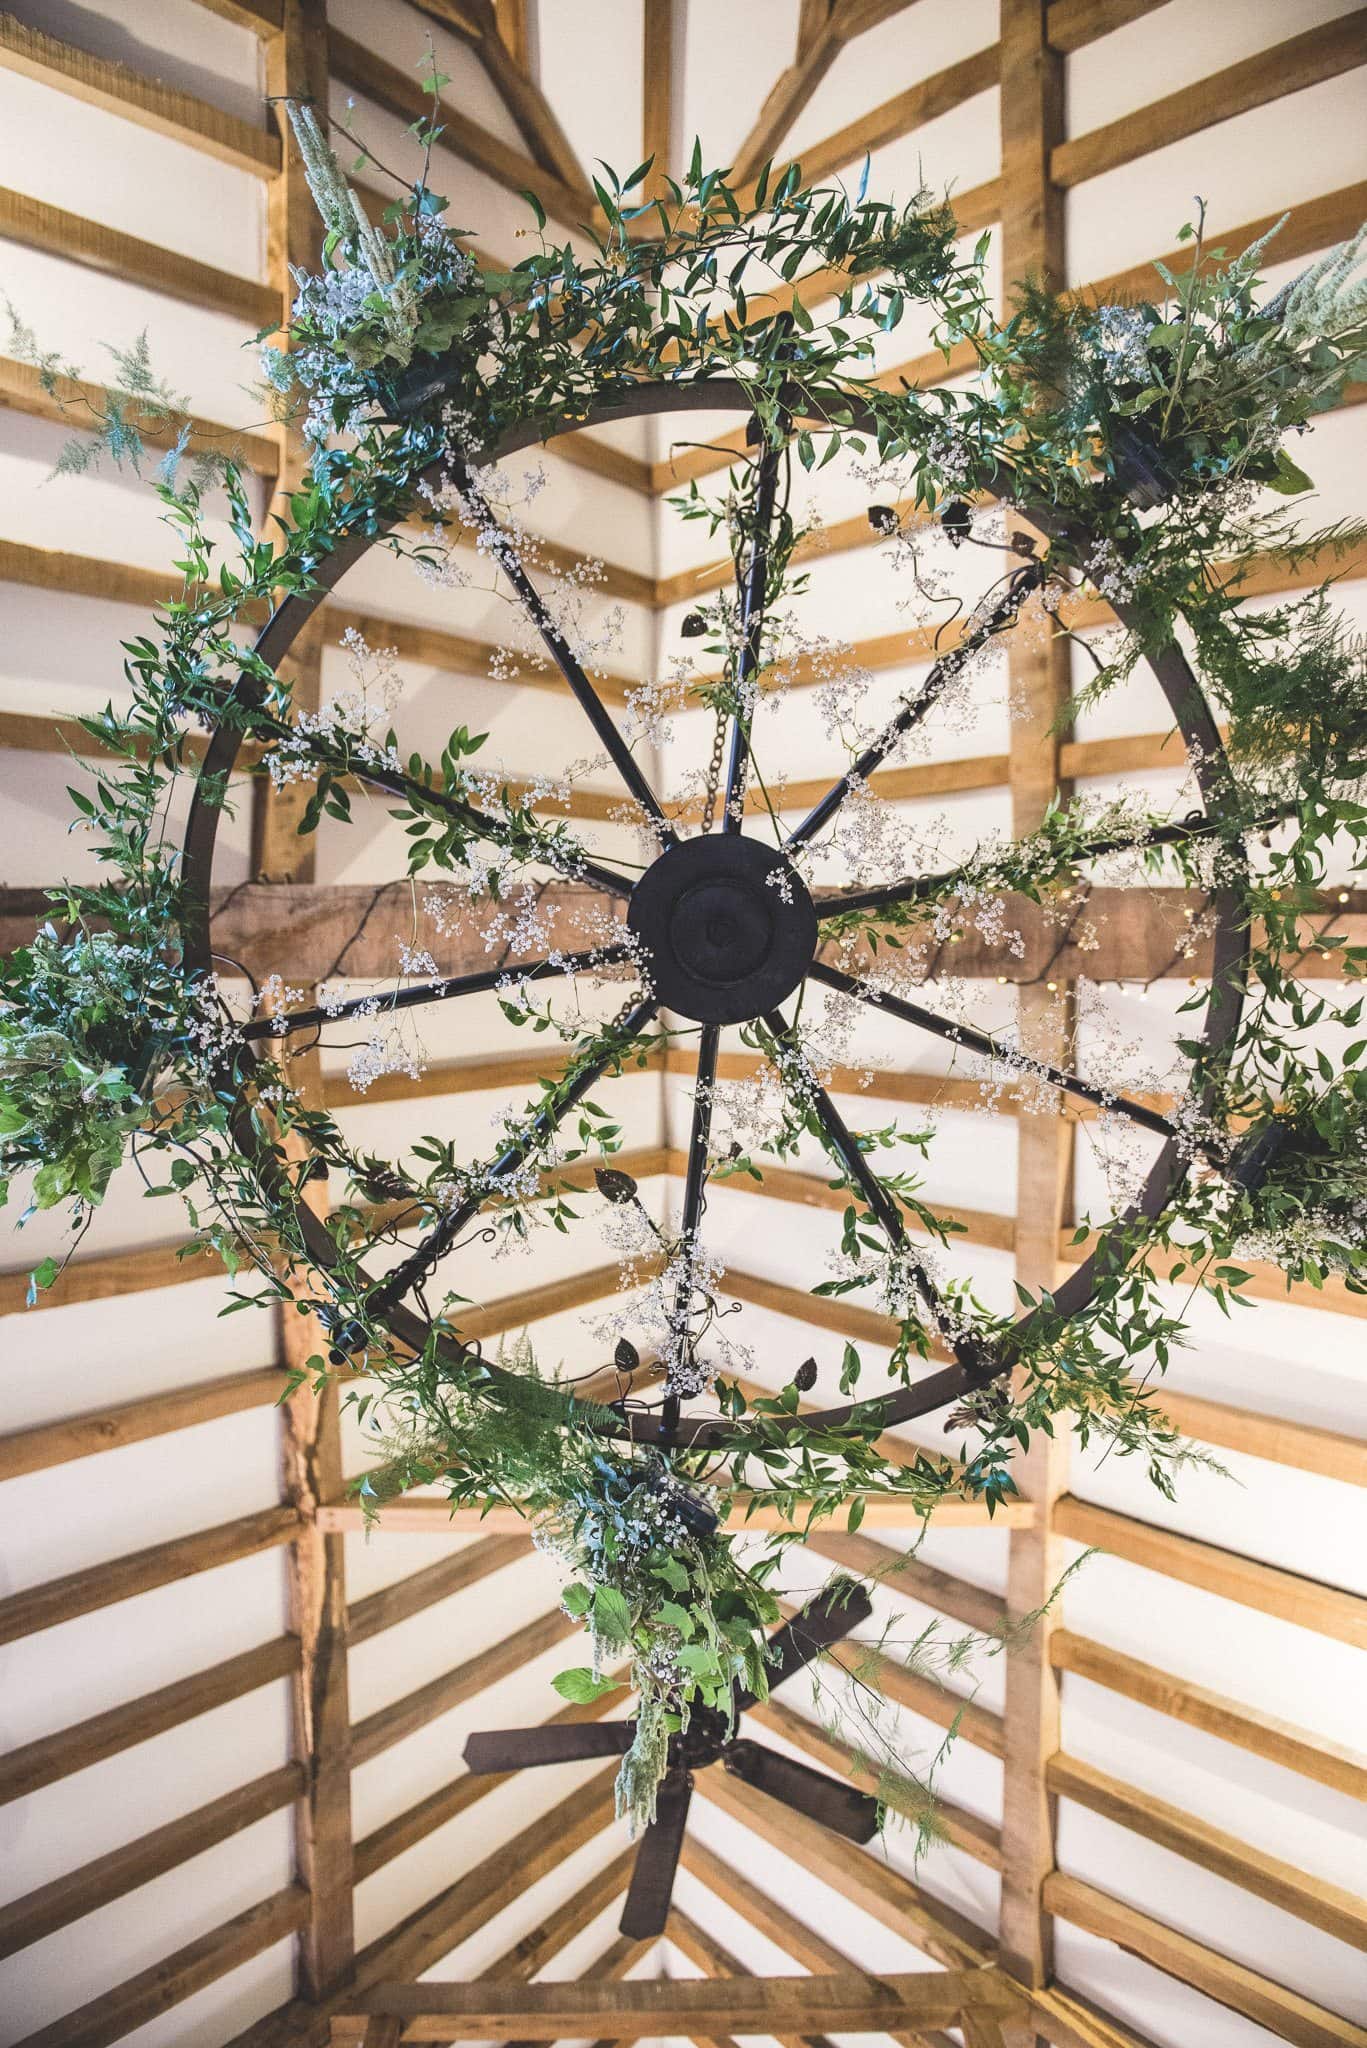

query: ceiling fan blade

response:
[618,1770,693,1939]
[724,1737,880,1843]
[737,1580,875,1708]
[463,1720,635,1773]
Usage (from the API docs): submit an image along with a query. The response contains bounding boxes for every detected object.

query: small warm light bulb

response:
[996,975,1008,985]
[1338,890,1350,905]
[1046,980,1058,993]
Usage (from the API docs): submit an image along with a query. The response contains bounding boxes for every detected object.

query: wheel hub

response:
[627,833,818,1025]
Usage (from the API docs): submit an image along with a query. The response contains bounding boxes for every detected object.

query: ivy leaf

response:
[551,1666,619,1704]
[1268,450,1314,495]
[593,1585,632,1639]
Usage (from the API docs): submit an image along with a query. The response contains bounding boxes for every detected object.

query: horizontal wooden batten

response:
[1080,179,1367,309]
[1049,1629,1367,1802]
[319,1490,1030,1535]
[0,354,280,476]
[0,1760,304,1960]
[352,1676,630,1884]
[336,1970,1017,2038]
[0,1367,282,1479]
[785,43,999,191]
[0,15,280,175]
[349,1607,575,1767]
[1045,0,1170,55]
[0,1503,300,1647]
[696,1150,1016,1252]
[329,30,592,233]
[346,1532,531,1645]
[1046,1751,1367,1950]
[1042,1873,1367,2048]
[1054,1496,1367,1649]
[0,1635,300,1806]
[804,1523,1009,1636]
[233,1769,623,2047]
[1158,1389,1367,1488]
[13,1884,310,2048]
[1051,12,1367,189]
[0,186,279,327]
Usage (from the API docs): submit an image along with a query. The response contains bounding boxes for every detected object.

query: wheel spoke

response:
[241,943,636,1042]
[364,994,659,1318]
[816,803,1291,921]
[662,1022,720,1430]
[721,428,785,833]
[761,1008,991,1377]
[784,559,1046,854]
[451,460,676,840]
[808,959,1179,1140]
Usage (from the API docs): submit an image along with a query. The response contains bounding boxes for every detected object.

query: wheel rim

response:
[181,375,1250,1451]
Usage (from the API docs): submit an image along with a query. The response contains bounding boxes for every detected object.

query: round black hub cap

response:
[627,833,818,1025]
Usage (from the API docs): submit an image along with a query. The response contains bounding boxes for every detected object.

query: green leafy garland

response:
[3,90,1365,1823]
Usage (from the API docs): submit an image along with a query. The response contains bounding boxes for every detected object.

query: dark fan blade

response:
[618,1770,693,1939]
[724,1738,879,1843]
[463,1720,635,1773]
[737,1581,875,1709]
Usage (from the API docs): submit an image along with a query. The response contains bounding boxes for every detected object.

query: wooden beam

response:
[789,43,999,189]
[0,1369,281,1479]
[1044,0,1169,53]
[1047,1752,1367,1949]
[225,1767,622,2048]
[700,1764,998,1971]
[350,1606,575,1765]
[1157,1390,1367,1488]
[346,1531,531,1643]
[13,1887,310,2048]
[751,1694,1005,1867]
[730,4,849,183]
[329,29,592,227]
[698,1151,1015,1251]
[0,1761,303,1960]
[996,9,1070,2020]
[1052,12,1367,189]
[319,1491,1030,1534]
[1053,1496,1367,1649]
[342,1972,1017,2037]
[816,1624,1006,1757]
[450,0,592,197]
[1080,179,1367,309]
[0,1503,300,1647]
[803,1525,1009,1636]
[0,353,280,475]
[0,1635,300,1806]
[0,185,279,327]
[1048,1630,1367,1802]
[642,0,675,205]
[0,15,280,174]
[1042,1874,1367,2048]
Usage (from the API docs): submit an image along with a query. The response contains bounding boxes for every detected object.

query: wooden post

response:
[263,0,356,2003]
[642,0,675,205]
[997,0,1070,2029]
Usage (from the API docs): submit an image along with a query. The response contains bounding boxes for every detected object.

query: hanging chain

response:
[699,701,728,833]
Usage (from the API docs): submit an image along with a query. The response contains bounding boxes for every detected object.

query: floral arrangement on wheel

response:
[2,73,1364,1830]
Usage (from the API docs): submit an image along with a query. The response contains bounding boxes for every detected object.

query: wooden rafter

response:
[642,0,676,203]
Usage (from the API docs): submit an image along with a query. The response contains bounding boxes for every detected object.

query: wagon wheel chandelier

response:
[184,373,1248,1456]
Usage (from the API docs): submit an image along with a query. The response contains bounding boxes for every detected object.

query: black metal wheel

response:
[182,376,1250,1450]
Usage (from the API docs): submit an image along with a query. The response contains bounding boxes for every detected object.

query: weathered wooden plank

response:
[0,1504,300,1647]
[0,353,280,475]
[1053,1496,1367,1649]
[1158,1390,1367,1488]
[790,44,999,189]
[1042,1874,1367,2048]
[1048,1630,1367,1801]
[0,186,279,326]
[0,1368,282,1478]
[345,1971,1017,2036]
[1047,1752,1367,1949]
[0,1636,301,1806]
[1045,0,1169,54]
[0,1762,303,1959]
[0,15,279,174]
[349,1607,575,1766]
[319,1492,1031,1535]
[13,1886,309,2048]
[1052,13,1367,189]
[346,1532,531,1644]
